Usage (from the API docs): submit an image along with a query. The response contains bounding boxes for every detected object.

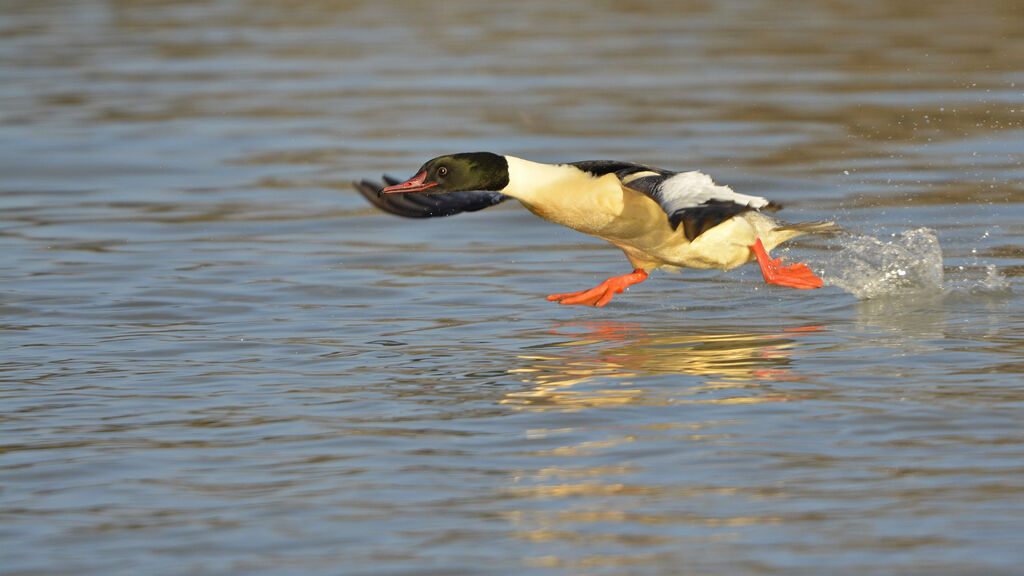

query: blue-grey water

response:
[2,1,1023,574]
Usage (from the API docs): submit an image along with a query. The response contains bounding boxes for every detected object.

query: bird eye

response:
[437,166,448,177]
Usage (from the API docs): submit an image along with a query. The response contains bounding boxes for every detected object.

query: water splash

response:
[976,264,1012,293]
[945,263,1014,299]
[815,227,945,299]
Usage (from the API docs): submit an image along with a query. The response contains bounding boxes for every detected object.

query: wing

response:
[354,176,509,218]
[602,166,780,242]
[571,161,778,241]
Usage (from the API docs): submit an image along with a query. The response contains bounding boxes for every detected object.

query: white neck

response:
[500,156,584,204]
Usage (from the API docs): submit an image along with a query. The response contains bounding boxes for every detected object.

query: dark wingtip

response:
[352,179,381,198]
[353,175,402,199]
[353,175,508,219]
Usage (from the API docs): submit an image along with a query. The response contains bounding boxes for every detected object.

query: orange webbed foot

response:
[750,238,823,290]
[547,269,648,307]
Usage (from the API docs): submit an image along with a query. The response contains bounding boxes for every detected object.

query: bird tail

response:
[767,220,842,245]
[774,220,842,235]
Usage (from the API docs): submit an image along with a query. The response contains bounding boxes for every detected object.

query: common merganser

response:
[355,152,837,307]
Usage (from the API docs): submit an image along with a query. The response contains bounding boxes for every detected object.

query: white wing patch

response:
[659,171,770,213]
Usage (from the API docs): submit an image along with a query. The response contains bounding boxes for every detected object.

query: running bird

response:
[354,152,836,307]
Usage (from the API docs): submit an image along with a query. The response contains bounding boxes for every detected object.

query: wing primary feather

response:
[671,201,755,241]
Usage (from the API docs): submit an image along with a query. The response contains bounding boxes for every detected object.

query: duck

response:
[354,152,837,307]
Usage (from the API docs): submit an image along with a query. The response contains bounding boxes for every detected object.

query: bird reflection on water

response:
[495,321,829,568]
[501,321,824,411]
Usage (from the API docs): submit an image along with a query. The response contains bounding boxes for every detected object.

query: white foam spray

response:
[813,227,945,299]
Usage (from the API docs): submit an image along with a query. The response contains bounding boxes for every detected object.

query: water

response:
[2,1,1023,574]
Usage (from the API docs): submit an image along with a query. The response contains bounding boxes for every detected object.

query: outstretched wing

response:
[571,161,778,241]
[354,176,509,219]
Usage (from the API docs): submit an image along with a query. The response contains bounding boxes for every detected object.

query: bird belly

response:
[609,212,785,272]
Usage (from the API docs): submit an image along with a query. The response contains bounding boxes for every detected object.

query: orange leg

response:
[547,269,648,307]
[749,238,823,289]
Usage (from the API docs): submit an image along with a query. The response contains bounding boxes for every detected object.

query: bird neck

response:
[501,156,590,205]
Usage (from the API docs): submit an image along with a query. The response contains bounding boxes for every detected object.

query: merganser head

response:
[381,152,509,195]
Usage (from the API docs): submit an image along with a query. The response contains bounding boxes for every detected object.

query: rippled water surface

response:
[3,1,1024,574]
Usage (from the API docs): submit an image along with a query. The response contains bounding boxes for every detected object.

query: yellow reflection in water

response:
[498,322,821,567]
[502,321,821,411]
